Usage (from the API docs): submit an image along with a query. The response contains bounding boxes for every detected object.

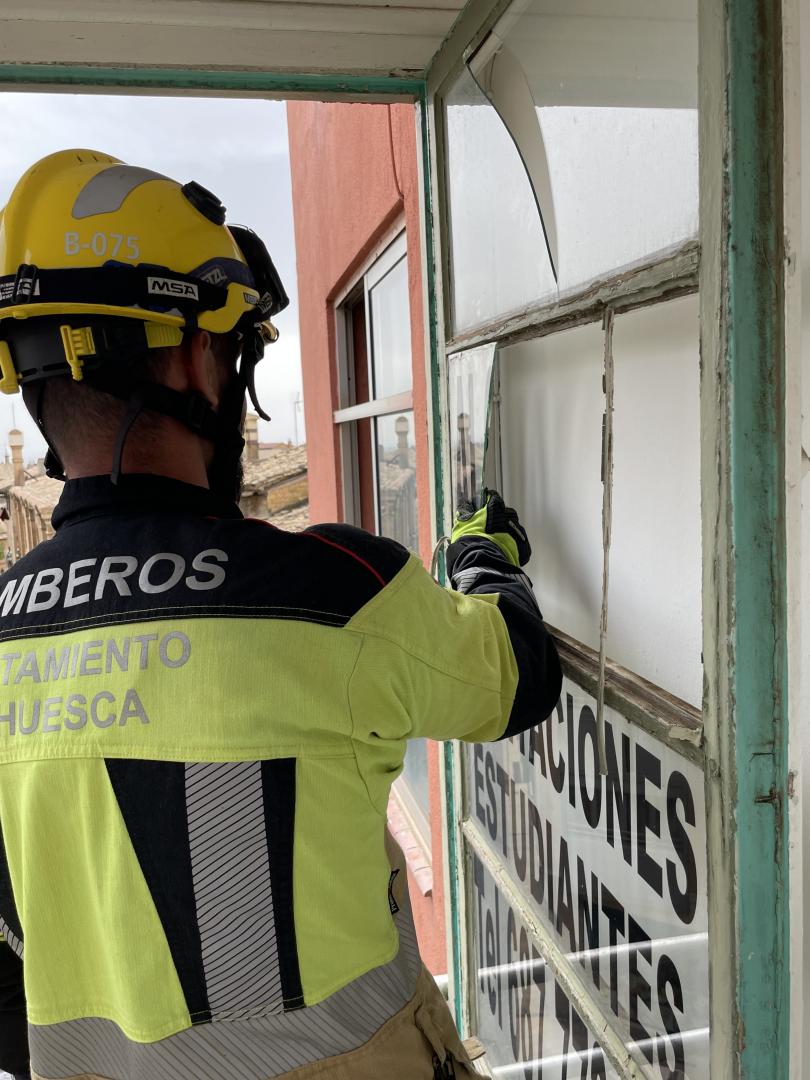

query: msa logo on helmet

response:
[147,277,199,300]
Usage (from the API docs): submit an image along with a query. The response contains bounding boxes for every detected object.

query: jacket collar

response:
[52,474,243,529]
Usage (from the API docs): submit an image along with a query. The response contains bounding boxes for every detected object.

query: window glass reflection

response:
[375,411,418,553]
[370,255,412,399]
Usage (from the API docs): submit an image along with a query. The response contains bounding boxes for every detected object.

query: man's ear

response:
[183,330,220,409]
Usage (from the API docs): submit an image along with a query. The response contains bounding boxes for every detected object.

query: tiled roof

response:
[0,463,15,491]
[268,503,310,532]
[242,445,307,494]
[10,475,64,513]
[378,459,416,494]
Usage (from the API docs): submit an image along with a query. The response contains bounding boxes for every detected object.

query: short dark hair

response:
[22,347,173,465]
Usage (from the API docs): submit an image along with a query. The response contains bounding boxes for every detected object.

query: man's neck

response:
[63,432,211,488]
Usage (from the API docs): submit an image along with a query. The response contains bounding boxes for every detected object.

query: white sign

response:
[474,853,621,1080]
[465,676,709,1078]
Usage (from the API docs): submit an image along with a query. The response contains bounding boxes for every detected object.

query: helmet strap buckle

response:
[0,341,19,394]
[59,324,95,382]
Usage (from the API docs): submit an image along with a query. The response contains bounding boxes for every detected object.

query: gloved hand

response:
[450,489,531,568]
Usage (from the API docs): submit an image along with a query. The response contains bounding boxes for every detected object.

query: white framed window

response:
[334,231,419,553]
[334,231,429,855]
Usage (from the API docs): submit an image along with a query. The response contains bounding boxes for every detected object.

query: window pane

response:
[471,849,623,1079]
[445,67,555,334]
[369,254,412,399]
[499,322,605,652]
[498,297,701,707]
[464,674,710,1078]
[375,411,418,552]
[506,0,697,287]
[534,105,698,291]
[448,343,497,513]
[611,295,702,707]
[445,1,698,333]
[397,738,431,849]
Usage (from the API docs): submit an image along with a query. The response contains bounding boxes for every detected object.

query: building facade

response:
[288,100,446,974]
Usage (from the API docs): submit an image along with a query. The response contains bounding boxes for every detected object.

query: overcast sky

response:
[0,91,303,464]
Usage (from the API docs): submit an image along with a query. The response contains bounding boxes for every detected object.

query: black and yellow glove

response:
[446,490,562,737]
[450,490,531,568]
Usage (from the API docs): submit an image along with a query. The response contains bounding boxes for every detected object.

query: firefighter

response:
[0,150,561,1080]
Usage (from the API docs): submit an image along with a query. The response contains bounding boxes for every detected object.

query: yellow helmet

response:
[0,148,288,395]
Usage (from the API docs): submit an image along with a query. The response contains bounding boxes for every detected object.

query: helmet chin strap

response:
[205,331,270,503]
[107,331,269,499]
[205,370,250,503]
[35,382,68,482]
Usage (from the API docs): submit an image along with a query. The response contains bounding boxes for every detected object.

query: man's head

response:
[17,323,245,498]
[0,149,289,501]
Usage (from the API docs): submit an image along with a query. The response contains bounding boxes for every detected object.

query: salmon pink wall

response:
[287,101,445,974]
[286,101,432,562]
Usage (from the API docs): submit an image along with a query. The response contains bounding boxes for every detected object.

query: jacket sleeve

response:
[445,535,562,738]
[346,548,561,745]
[0,937,28,1078]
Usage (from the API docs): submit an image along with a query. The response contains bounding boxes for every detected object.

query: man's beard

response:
[206,375,247,505]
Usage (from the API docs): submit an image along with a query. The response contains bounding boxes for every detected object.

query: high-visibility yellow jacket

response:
[0,474,561,1080]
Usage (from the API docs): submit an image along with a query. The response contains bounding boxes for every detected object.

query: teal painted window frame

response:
[425,0,793,1075]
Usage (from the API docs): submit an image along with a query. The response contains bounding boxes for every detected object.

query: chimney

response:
[395,414,410,453]
[244,413,259,462]
[8,429,24,488]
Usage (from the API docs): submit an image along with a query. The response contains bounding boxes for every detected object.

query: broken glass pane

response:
[448,343,498,513]
[445,0,698,334]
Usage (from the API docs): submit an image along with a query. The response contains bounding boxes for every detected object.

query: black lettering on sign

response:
[473,854,487,997]
[485,751,498,842]
[657,954,686,1078]
[519,721,547,776]
[518,926,534,1076]
[495,885,503,1029]
[556,837,577,952]
[577,705,603,830]
[546,819,556,925]
[600,884,625,1018]
[567,693,577,809]
[636,745,664,897]
[554,984,610,1080]
[512,780,528,883]
[528,796,545,907]
[507,905,521,1061]
[570,1002,589,1077]
[555,979,571,1080]
[547,698,566,794]
[666,770,698,925]
[576,856,600,988]
[496,762,510,858]
[628,915,653,1065]
[604,721,633,866]
[474,743,486,829]
[531,942,545,1079]
[486,894,497,1017]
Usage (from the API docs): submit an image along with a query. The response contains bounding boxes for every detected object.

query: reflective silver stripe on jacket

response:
[185,760,284,1018]
[29,909,422,1080]
[0,915,23,958]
